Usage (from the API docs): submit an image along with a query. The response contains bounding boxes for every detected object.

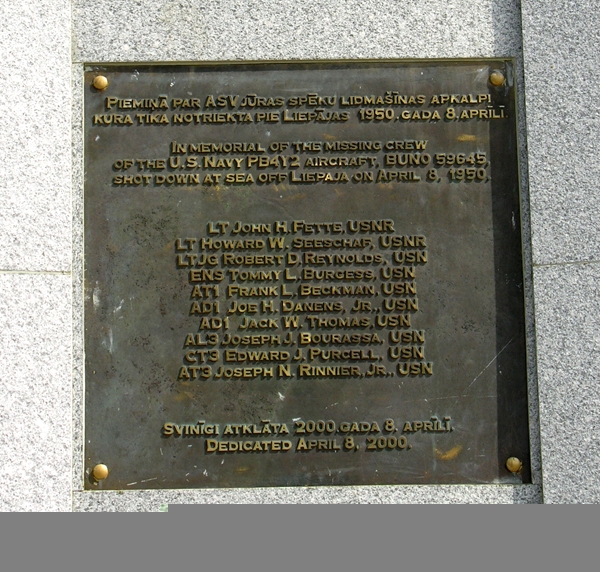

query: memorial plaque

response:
[84,60,530,489]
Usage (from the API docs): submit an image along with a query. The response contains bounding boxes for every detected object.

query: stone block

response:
[0,274,71,511]
[522,2,600,265]
[534,263,600,503]
[0,1,71,272]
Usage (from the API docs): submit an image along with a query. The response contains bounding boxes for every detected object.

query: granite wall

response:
[1,0,597,509]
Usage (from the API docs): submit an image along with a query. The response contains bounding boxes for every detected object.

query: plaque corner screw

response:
[489,70,505,87]
[92,463,109,481]
[93,75,109,91]
[505,457,522,473]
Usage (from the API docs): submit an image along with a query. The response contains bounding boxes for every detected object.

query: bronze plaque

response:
[84,60,530,489]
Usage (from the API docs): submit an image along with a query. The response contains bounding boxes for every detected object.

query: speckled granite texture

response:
[74,485,541,511]
[0,274,71,511]
[0,0,72,511]
[521,1,600,503]
[533,264,600,503]
[0,1,71,271]
[521,2,600,265]
[73,0,524,62]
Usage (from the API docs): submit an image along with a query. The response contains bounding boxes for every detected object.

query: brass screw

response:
[490,70,505,87]
[506,457,523,473]
[92,463,109,481]
[93,75,109,91]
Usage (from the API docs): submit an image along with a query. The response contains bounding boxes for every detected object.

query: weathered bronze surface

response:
[84,60,530,489]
